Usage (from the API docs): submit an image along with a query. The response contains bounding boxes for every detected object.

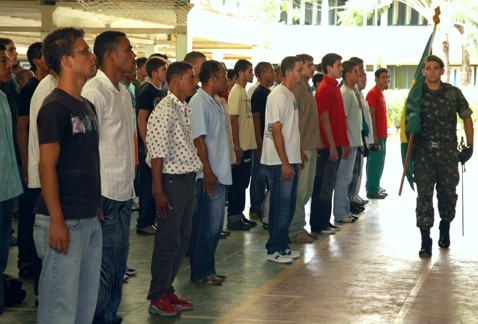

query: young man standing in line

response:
[261,56,303,264]
[146,61,202,316]
[34,27,101,323]
[82,31,137,324]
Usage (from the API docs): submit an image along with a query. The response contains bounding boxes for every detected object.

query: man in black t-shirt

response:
[33,27,102,324]
[135,56,167,234]
[250,62,275,225]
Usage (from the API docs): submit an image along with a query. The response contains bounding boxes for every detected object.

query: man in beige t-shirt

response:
[227,59,257,230]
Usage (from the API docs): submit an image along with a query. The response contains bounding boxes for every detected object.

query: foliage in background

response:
[385,87,477,130]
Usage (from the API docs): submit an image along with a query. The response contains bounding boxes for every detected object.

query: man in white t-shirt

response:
[261,56,303,264]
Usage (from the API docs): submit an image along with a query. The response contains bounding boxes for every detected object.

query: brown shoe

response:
[306,232,319,240]
[290,232,314,243]
[136,225,157,235]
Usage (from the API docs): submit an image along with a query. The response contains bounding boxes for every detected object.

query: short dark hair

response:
[166,61,192,84]
[227,68,236,80]
[254,62,272,79]
[374,67,389,78]
[341,60,357,80]
[274,65,282,76]
[149,53,168,61]
[43,27,85,75]
[146,56,168,77]
[425,55,444,68]
[296,54,313,64]
[136,57,147,68]
[321,53,342,75]
[312,73,324,86]
[27,42,43,72]
[349,56,364,65]
[281,56,302,76]
[93,31,126,67]
[0,38,13,47]
[0,44,5,51]
[183,51,206,65]
[199,60,222,84]
[234,59,252,75]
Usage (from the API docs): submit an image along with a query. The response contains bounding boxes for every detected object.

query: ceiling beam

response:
[0,26,177,34]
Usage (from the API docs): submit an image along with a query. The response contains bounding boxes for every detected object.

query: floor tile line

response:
[393,258,437,323]
[216,239,330,323]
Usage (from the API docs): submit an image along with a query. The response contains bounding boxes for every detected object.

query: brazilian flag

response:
[400,26,437,190]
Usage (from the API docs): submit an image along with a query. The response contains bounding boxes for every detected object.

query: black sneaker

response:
[241,216,257,227]
[227,220,251,231]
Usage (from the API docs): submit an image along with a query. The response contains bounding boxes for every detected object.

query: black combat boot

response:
[419,228,432,258]
[438,220,450,248]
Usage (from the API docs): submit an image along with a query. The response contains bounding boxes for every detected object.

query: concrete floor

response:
[3,139,478,323]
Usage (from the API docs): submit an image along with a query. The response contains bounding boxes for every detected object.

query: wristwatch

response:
[234,146,242,152]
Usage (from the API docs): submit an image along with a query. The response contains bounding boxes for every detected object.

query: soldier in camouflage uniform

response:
[414,55,474,258]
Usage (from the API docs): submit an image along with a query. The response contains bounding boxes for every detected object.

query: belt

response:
[415,140,457,149]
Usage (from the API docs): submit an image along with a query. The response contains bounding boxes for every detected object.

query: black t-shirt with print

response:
[137,82,166,146]
[35,88,101,219]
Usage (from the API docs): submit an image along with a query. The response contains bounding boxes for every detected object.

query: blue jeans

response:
[148,173,195,300]
[0,198,14,315]
[227,149,252,223]
[249,150,268,215]
[334,147,357,221]
[265,164,299,254]
[34,214,102,324]
[94,198,132,323]
[189,180,226,283]
[136,146,156,229]
[310,148,341,231]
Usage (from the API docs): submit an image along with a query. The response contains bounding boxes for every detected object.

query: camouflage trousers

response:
[414,146,459,229]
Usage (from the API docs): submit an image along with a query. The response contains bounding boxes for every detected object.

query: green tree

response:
[339,0,478,86]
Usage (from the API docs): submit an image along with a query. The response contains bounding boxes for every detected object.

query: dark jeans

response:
[0,198,15,315]
[265,164,299,254]
[136,146,156,229]
[310,148,341,231]
[148,172,195,300]
[17,187,42,295]
[249,150,268,215]
[227,149,252,223]
[189,180,226,283]
[94,198,132,324]
[348,148,363,199]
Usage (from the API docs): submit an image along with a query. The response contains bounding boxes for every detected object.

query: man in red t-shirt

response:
[365,68,390,199]
[310,53,350,234]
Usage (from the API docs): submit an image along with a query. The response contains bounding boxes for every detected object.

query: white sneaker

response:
[321,227,337,234]
[267,251,293,264]
[337,216,356,223]
[284,249,300,259]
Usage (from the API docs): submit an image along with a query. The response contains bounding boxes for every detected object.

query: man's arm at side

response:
[151,157,172,219]
[230,115,243,163]
[271,122,293,180]
[17,116,29,183]
[464,116,474,147]
[252,112,263,159]
[320,111,338,162]
[194,135,218,196]
[39,142,69,254]
[137,109,149,147]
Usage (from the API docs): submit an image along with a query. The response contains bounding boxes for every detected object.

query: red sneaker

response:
[168,293,193,311]
[149,296,179,317]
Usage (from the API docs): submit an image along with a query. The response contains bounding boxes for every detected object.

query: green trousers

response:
[366,138,386,194]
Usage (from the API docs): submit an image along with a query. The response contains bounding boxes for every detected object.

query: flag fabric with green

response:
[400,26,437,190]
